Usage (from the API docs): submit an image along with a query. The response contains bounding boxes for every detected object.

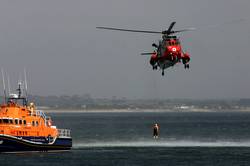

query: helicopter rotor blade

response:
[166,22,176,33]
[97,23,196,36]
[141,53,155,55]
[170,28,196,34]
[96,27,162,34]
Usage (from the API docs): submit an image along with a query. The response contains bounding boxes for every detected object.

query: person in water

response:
[153,123,159,139]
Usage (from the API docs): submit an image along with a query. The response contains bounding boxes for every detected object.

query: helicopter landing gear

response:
[152,66,158,70]
[162,70,165,76]
[184,64,190,69]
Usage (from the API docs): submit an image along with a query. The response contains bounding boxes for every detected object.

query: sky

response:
[0,0,250,99]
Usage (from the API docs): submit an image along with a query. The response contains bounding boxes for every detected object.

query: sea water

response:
[1,111,250,166]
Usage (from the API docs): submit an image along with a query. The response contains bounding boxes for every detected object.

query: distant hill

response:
[1,95,249,110]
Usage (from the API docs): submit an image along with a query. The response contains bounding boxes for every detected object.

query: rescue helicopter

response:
[97,22,194,76]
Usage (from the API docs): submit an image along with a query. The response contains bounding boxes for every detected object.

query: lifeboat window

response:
[0,119,2,124]
[23,120,26,125]
[15,119,18,124]
[9,119,13,124]
[3,119,8,123]
[25,131,27,135]
[36,121,39,126]
[32,121,35,126]
[19,131,22,135]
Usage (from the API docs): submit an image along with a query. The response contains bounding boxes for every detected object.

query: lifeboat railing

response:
[29,110,52,127]
[29,110,46,119]
[58,129,71,138]
[32,110,47,122]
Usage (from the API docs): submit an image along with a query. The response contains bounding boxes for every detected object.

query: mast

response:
[17,81,21,99]
[7,75,11,97]
[24,68,28,105]
[1,68,7,104]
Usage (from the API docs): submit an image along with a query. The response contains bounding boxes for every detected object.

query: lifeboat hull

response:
[0,134,72,152]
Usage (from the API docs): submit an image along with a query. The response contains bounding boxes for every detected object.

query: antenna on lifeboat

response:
[7,75,11,96]
[17,80,22,99]
[1,68,7,104]
[24,68,28,105]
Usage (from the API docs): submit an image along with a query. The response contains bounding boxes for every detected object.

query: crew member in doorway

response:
[153,123,159,139]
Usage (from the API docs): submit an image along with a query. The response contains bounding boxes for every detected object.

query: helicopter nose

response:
[172,47,177,52]
[168,46,177,52]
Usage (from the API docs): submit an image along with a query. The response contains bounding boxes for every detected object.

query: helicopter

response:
[97,22,194,76]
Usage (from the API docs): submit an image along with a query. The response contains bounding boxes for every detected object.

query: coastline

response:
[41,108,250,113]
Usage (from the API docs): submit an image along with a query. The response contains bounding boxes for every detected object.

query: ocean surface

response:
[1,111,250,165]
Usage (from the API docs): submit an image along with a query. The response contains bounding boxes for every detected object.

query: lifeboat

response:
[0,82,72,152]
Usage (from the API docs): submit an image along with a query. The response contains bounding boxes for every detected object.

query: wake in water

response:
[73,140,250,148]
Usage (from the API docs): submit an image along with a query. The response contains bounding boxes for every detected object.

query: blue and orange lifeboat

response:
[0,84,72,152]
